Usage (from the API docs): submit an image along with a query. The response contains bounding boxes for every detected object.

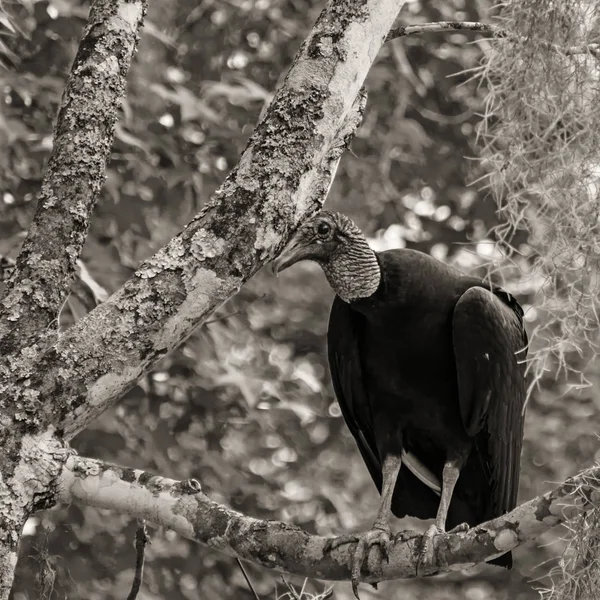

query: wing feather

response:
[453,286,528,516]
[327,296,382,490]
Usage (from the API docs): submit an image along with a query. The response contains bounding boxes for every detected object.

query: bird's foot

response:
[416,524,443,576]
[325,525,392,599]
[350,526,391,599]
[416,522,470,575]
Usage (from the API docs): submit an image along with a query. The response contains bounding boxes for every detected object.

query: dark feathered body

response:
[273,211,527,579]
[328,248,527,567]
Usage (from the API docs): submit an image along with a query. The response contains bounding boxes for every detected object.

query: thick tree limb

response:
[57,456,600,586]
[0,0,146,356]
[0,554,18,600]
[0,430,70,598]
[0,0,389,591]
[0,0,390,445]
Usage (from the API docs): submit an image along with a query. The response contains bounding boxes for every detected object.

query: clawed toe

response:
[449,522,469,534]
[325,526,393,598]
[350,527,391,599]
[416,524,443,576]
[324,533,360,554]
[414,523,469,575]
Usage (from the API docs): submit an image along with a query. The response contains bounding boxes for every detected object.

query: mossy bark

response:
[0,0,147,357]
[58,457,600,585]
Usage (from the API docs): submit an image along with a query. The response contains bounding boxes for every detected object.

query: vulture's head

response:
[272,211,380,302]
[272,211,358,274]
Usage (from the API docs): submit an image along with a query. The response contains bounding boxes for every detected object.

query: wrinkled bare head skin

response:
[272,211,380,302]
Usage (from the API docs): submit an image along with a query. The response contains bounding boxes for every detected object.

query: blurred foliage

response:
[2,0,600,599]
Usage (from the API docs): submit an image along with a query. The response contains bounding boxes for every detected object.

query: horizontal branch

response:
[386,21,507,41]
[57,456,600,585]
[0,0,147,355]
[386,20,600,58]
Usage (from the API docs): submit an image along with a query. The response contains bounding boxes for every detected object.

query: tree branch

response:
[0,0,386,444]
[386,21,507,41]
[57,456,600,586]
[126,521,149,600]
[0,0,146,356]
[385,20,600,58]
[0,552,19,600]
[0,1,383,591]
[0,430,70,599]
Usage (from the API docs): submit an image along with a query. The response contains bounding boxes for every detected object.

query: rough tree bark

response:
[57,457,600,584]
[0,0,147,355]
[0,0,402,595]
[0,1,146,594]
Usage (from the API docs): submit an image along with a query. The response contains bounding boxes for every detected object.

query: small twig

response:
[204,307,247,326]
[282,576,302,600]
[127,521,149,600]
[385,20,600,59]
[237,558,260,600]
[386,20,507,41]
[34,527,56,600]
[204,294,266,325]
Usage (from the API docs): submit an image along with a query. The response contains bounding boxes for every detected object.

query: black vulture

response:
[273,211,528,595]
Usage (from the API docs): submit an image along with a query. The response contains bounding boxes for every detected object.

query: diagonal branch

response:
[57,456,600,586]
[0,0,146,356]
[0,0,386,444]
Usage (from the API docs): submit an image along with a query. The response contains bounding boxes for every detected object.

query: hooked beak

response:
[271,236,313,277]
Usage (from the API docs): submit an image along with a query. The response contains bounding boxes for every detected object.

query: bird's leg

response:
[358,452,401,555]
[417,459,463,573]
[326,453,402,599]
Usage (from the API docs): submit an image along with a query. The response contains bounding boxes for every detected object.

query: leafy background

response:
[1,0,599,598]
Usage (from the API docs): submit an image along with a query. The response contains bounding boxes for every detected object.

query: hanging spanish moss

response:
[477,0,600,388]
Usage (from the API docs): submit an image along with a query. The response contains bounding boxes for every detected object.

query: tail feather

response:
[488,551,512,569]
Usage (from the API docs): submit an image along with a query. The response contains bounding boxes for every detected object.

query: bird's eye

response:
[317,222,331,237]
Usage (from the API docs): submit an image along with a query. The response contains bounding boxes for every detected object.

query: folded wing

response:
[452,286,528,517]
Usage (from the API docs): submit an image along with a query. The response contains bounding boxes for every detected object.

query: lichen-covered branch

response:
[0,0,147,356]
[0,547,19,600]
[57,456,600,586]
[0,3,143,592]
[0,1,388,592]
[0,431,70,599]
[1,0,396,444]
